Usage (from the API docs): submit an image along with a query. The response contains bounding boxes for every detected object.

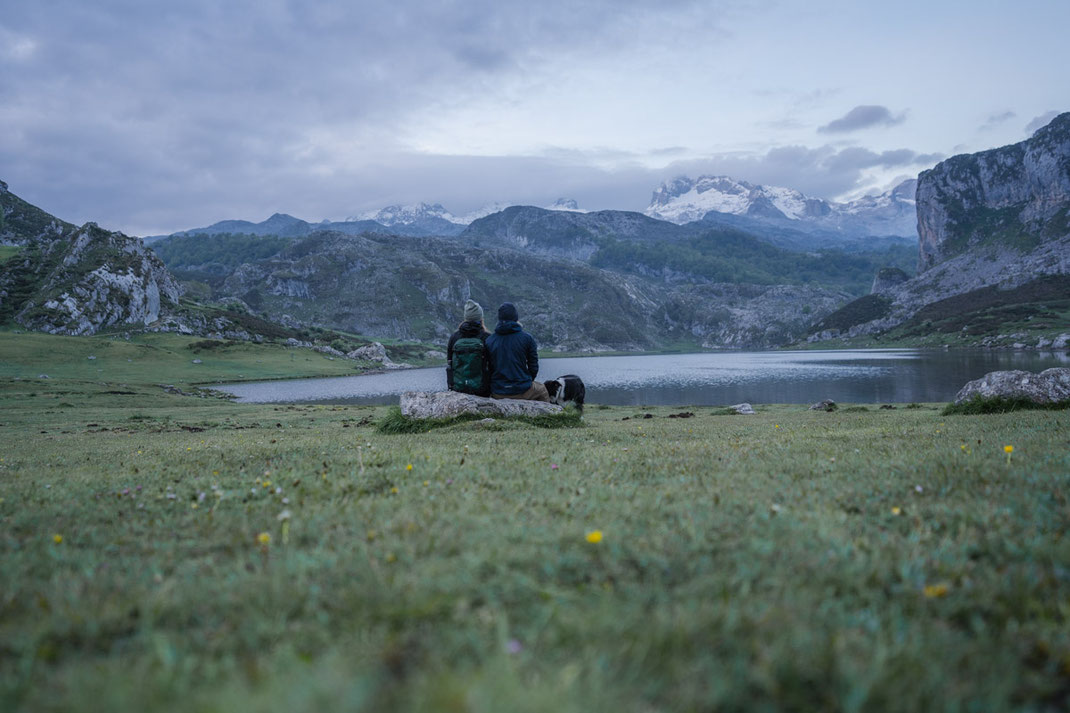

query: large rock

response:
[953,368,1070,404]
[400,391,563,419]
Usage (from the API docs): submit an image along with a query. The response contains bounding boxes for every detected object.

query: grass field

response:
[1,331,1069,712]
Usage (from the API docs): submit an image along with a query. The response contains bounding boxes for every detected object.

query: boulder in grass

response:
[729,403,755,414]
[348,342,414,370]
[400,391,563,419]
[809,399,837,412]
[953,368,1070,405]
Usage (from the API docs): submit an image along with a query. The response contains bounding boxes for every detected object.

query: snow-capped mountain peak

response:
[646,175,833,224]
[349,202,460,226]
[645,175,918,238]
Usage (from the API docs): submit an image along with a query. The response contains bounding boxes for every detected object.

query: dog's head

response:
[544,379,561,400]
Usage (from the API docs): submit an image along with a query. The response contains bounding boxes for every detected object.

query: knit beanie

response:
[463,299,484,323]
[498,302,519,322]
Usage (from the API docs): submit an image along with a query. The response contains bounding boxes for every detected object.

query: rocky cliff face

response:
[917,113,1070,271]
[5,223,182,335]
[808,114,1070,342]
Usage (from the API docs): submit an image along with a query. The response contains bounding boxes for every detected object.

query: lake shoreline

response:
[214,348,1070,406]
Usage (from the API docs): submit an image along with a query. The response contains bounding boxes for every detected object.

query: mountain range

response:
[149,174,916,254]
[3,113,1067,352]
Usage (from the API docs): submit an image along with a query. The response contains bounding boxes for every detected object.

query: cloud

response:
[0,0,729,233]
[817,105,906,134]
[980,110,1016,130]
[1025,110,1061,134]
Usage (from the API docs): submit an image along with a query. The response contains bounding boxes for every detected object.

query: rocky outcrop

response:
[953,368,1070,404]
[871,267,909,294]
[400,391,563,419]
[347,341,413,369]
[917,113,1070,272]
[4,222,182,335]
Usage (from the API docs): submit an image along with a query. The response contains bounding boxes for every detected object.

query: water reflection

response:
[217,349,1070,406]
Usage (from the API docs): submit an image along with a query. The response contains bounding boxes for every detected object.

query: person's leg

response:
[526,381,551,402]
[491,382,550,402]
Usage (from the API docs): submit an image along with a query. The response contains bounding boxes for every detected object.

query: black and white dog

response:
[544,374,586,413]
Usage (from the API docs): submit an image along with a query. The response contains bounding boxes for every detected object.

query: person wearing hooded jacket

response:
[446,299,492,396]
[485,302,551,402]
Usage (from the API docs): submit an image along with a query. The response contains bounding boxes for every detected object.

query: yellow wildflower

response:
[585,530,603,544]
[391,487,399,494]
[406,464,413,471]
[1004,445,1014,453]
[257,532,271,546]
[891,506,901,516]
[924,583,949,598]
[52,534,63,544]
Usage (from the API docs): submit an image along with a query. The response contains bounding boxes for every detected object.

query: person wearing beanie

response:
[446,300,492,396]
[485,302,551,402]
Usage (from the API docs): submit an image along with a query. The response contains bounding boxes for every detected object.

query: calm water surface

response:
[216,349,1070,406]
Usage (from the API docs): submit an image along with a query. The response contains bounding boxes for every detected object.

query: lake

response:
[215,349,1070,406]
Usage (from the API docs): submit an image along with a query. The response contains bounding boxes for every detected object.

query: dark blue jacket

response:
[485,320,539,395]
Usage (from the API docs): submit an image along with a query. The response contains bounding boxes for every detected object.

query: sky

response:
[1,0,1068,236]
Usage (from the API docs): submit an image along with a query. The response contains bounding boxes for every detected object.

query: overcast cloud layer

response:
[1,0,1068,235]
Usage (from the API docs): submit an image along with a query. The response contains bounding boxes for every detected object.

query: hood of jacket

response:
[494,320,522,335]
[458,320,487,337]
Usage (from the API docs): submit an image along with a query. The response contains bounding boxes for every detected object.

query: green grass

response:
[0,245,22,262]
[942,394,1070,415]
[1,337,1069,712]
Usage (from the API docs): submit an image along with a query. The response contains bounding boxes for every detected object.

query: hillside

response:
[0,179,76,244]
[208,229,849,350]
[807,113,1070,348]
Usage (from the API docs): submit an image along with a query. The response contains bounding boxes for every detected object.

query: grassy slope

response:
[0,246,21,261]
[0,331,379,385]
[0,340,1069,712]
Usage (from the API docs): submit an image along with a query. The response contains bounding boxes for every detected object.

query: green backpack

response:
[451,337,486,394]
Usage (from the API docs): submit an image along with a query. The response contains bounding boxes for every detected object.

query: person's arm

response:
[446,333,457,389]
[481,333,493,395]
[526,334,539,380]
